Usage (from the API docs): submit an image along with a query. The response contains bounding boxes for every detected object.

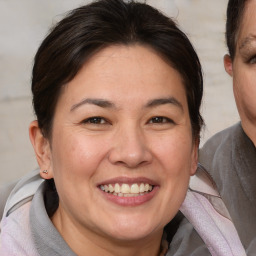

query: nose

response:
[108,125,153,168]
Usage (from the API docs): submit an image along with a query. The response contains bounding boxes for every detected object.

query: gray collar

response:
[30,183,77,256]
[232,123,256,202]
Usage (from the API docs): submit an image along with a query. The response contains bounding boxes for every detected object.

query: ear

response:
[29,120,54,179]
[223,54,233,77]
[190,139,199,176]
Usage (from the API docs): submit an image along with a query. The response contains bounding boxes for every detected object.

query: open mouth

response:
[99,183,154,197]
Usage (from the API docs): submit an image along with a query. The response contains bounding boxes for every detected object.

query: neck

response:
[241,121,256,147]
[52,208,164,256]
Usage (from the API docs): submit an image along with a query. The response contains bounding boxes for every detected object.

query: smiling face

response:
[31,44,198,254]
[224,0,256,143]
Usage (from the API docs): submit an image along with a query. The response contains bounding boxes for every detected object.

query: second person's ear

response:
[223,54,233,77]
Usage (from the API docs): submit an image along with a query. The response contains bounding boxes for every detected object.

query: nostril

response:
[108,135,153,167]
[111,159,151,169]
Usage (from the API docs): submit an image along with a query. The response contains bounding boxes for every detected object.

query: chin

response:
[103,215,162,241]
[109,228,156,242]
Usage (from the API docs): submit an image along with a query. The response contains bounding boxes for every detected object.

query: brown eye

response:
[83,117,107,124]
[149,116,173,124]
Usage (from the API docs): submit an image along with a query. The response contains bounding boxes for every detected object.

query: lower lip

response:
[99,186,159,206]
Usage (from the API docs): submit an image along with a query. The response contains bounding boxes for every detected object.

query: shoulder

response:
[168,216,210,256]
[1,169,44,220]
[0,181,18,222]
[177,165,246,256]
[0,201,39,256]
[0,202,39,256]
[0,170,43,255]
[199,122,241,172]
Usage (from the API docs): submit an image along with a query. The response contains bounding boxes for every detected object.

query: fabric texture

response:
[178,164,246,256]
[2,169,43,219]
[171,122,256,255]
[0,180,19,225]
[0,202,39,256]
[167,217,210,256]
[199,122,256,254]
[30,183,77,256]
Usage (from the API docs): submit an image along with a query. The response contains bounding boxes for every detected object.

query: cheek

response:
[156,135,193,222]
[151,130,194,176]
[50,132,110,206]
[51,131,107,179]
[233,70,256,117]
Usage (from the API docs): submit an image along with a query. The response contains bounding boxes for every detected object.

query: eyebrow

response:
[145,97,183,111]
[70,98,115,111]
[239,34,256,51]
[70,97,183,112]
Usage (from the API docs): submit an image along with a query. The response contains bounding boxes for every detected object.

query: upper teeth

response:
[100,183,153,194]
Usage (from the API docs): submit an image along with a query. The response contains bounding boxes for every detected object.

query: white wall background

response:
[0,0,239,185]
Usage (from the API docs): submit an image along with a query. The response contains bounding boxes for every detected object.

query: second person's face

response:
[226,0,256,138]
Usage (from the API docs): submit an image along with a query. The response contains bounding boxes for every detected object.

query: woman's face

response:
[225,0,256,138]
[42,45,197,244]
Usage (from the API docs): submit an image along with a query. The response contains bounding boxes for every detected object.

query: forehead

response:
[237,0,256,48]
[58,45,188,109]
[69,45,185,92]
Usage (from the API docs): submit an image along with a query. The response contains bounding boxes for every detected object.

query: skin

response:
[224,0,256,146]
[30,44,198,256]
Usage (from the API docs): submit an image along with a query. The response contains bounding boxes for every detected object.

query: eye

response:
[82,116,108,124]
[249,55,256,64]
[148,116,173,124]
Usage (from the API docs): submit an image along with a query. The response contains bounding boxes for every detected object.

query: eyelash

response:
[82,116,109,125]
[148,116,174,124]
[81,116,174,126]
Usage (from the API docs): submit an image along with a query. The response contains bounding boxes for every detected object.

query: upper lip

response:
[97,176,158,186]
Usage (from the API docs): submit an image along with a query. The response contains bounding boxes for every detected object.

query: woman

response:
[200,0,256,252]
[0,0,245,255]
[171,0,256,255]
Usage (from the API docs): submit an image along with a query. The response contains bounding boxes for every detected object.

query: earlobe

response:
[223,54,233,77]
[29,121,54,179]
